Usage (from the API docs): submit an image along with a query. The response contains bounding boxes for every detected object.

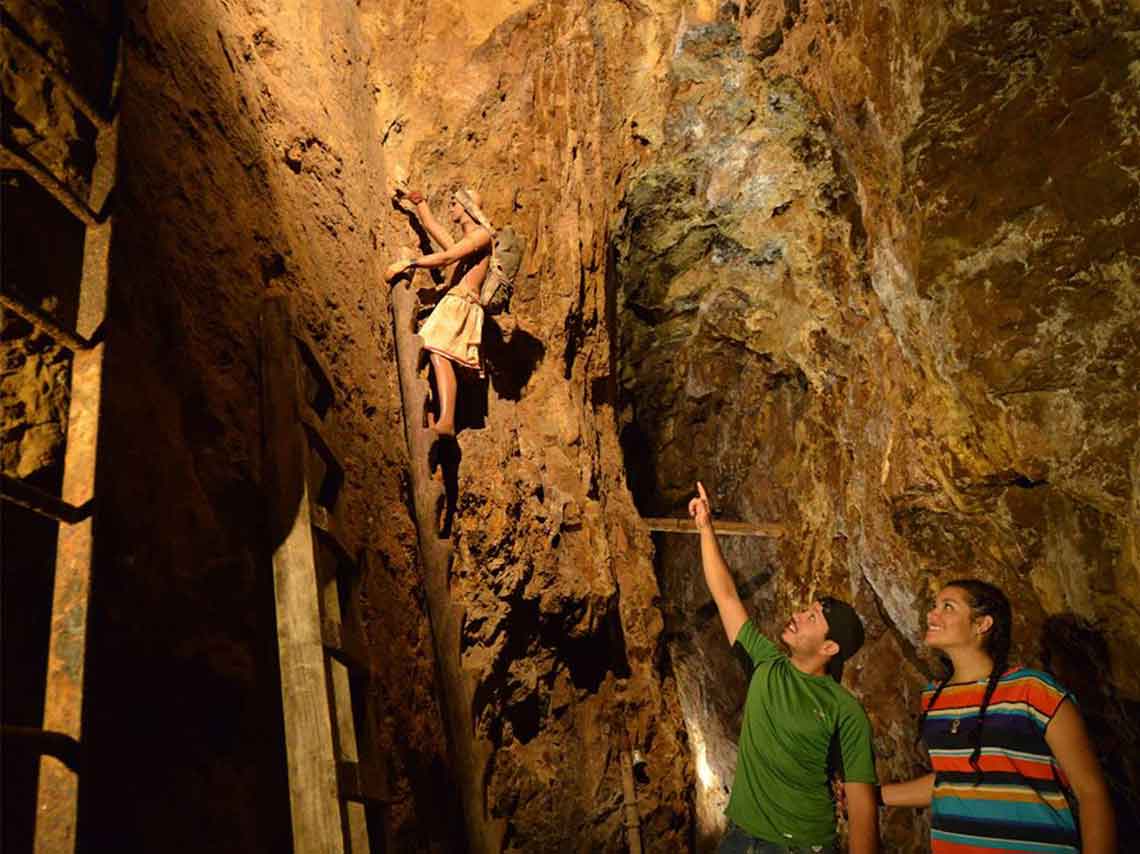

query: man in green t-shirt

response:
[688,483,880,854]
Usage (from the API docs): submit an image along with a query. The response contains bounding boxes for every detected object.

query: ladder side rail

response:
[300,380,373,854]
[31,63,119,850]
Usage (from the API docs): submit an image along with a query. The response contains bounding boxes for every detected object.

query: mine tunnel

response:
[2,1,1138,853]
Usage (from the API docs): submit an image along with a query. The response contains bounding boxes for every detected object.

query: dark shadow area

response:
[482,315,544,401]
[468,596,541,745]
[455,367,488,432]
[419,348,467,538]
[618,419,657,516]
[428,436,461,539]
[396,747,466,851]
[538,599,632,694]
[1,504,59,854]
[73,12,296,854]
[1,172,87,335]
[1040,614,1140,839]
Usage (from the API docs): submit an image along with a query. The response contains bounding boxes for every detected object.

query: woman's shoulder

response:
[998,666,1072,705]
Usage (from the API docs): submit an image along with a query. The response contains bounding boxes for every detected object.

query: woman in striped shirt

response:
[881,580,1116,853]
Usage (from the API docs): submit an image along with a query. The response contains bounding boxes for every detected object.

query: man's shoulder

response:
[823,681,871,718]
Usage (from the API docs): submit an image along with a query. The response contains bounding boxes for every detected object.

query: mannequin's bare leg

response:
[429,352,458,437]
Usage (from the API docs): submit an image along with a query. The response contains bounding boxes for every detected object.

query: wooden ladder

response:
[260,297,390,853]
[0,8,122,853]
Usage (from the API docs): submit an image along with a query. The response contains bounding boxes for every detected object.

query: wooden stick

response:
[619,734,642,854]
[643,517,784,538]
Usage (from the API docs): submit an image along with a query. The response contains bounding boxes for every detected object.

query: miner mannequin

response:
[385,186,492,437]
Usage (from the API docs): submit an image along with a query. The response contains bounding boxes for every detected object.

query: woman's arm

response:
[880,773,934,808]
[1046,700,1117,854]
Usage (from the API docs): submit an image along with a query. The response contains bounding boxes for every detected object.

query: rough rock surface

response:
[617,1,1140,849]
[3,0,1137,852]
[369,3,696,849]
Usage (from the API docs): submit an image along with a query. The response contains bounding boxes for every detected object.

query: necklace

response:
[950,719,961,735]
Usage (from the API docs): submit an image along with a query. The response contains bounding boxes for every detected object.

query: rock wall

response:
[365,2,696,849]
[616,0,1140,849]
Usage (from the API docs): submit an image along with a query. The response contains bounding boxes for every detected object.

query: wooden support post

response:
[390,280,506,853]
[642,517,785,538]
[619,735,642,854]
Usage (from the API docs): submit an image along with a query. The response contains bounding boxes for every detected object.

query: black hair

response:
[916,579,1012,783]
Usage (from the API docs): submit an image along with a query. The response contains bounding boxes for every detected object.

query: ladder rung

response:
[0,10,114,130]
[1,143,107,227]
[0,292,94,351]
[1,725,81,771]
[0,475,90,524]
[336,760,388,804]
[299,408,342,469]
[310,505,355,572]
[300,410,344,509]
[320,615,370,673]
[291,331,334,418]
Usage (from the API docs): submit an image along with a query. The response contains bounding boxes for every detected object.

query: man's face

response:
[781,600,831,656]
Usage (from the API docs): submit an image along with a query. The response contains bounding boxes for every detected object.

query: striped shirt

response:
[921,668,1078,853]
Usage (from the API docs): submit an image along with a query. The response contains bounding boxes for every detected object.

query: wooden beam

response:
[643,517,785,537]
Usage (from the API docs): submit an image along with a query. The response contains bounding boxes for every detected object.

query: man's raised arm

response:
[690,482,748,645]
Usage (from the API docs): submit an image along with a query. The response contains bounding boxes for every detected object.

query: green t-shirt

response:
[725,620,878,846]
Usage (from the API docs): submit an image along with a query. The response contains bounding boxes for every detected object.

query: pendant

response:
[950,719,961,735]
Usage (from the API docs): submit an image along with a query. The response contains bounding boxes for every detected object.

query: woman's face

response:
[925,586,983,651]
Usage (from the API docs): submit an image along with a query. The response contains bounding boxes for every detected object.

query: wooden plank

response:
[261,297,344,854]
[643,517,785,538]
[328,662,370,854]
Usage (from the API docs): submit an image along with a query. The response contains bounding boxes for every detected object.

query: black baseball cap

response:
[820,597,866,682]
